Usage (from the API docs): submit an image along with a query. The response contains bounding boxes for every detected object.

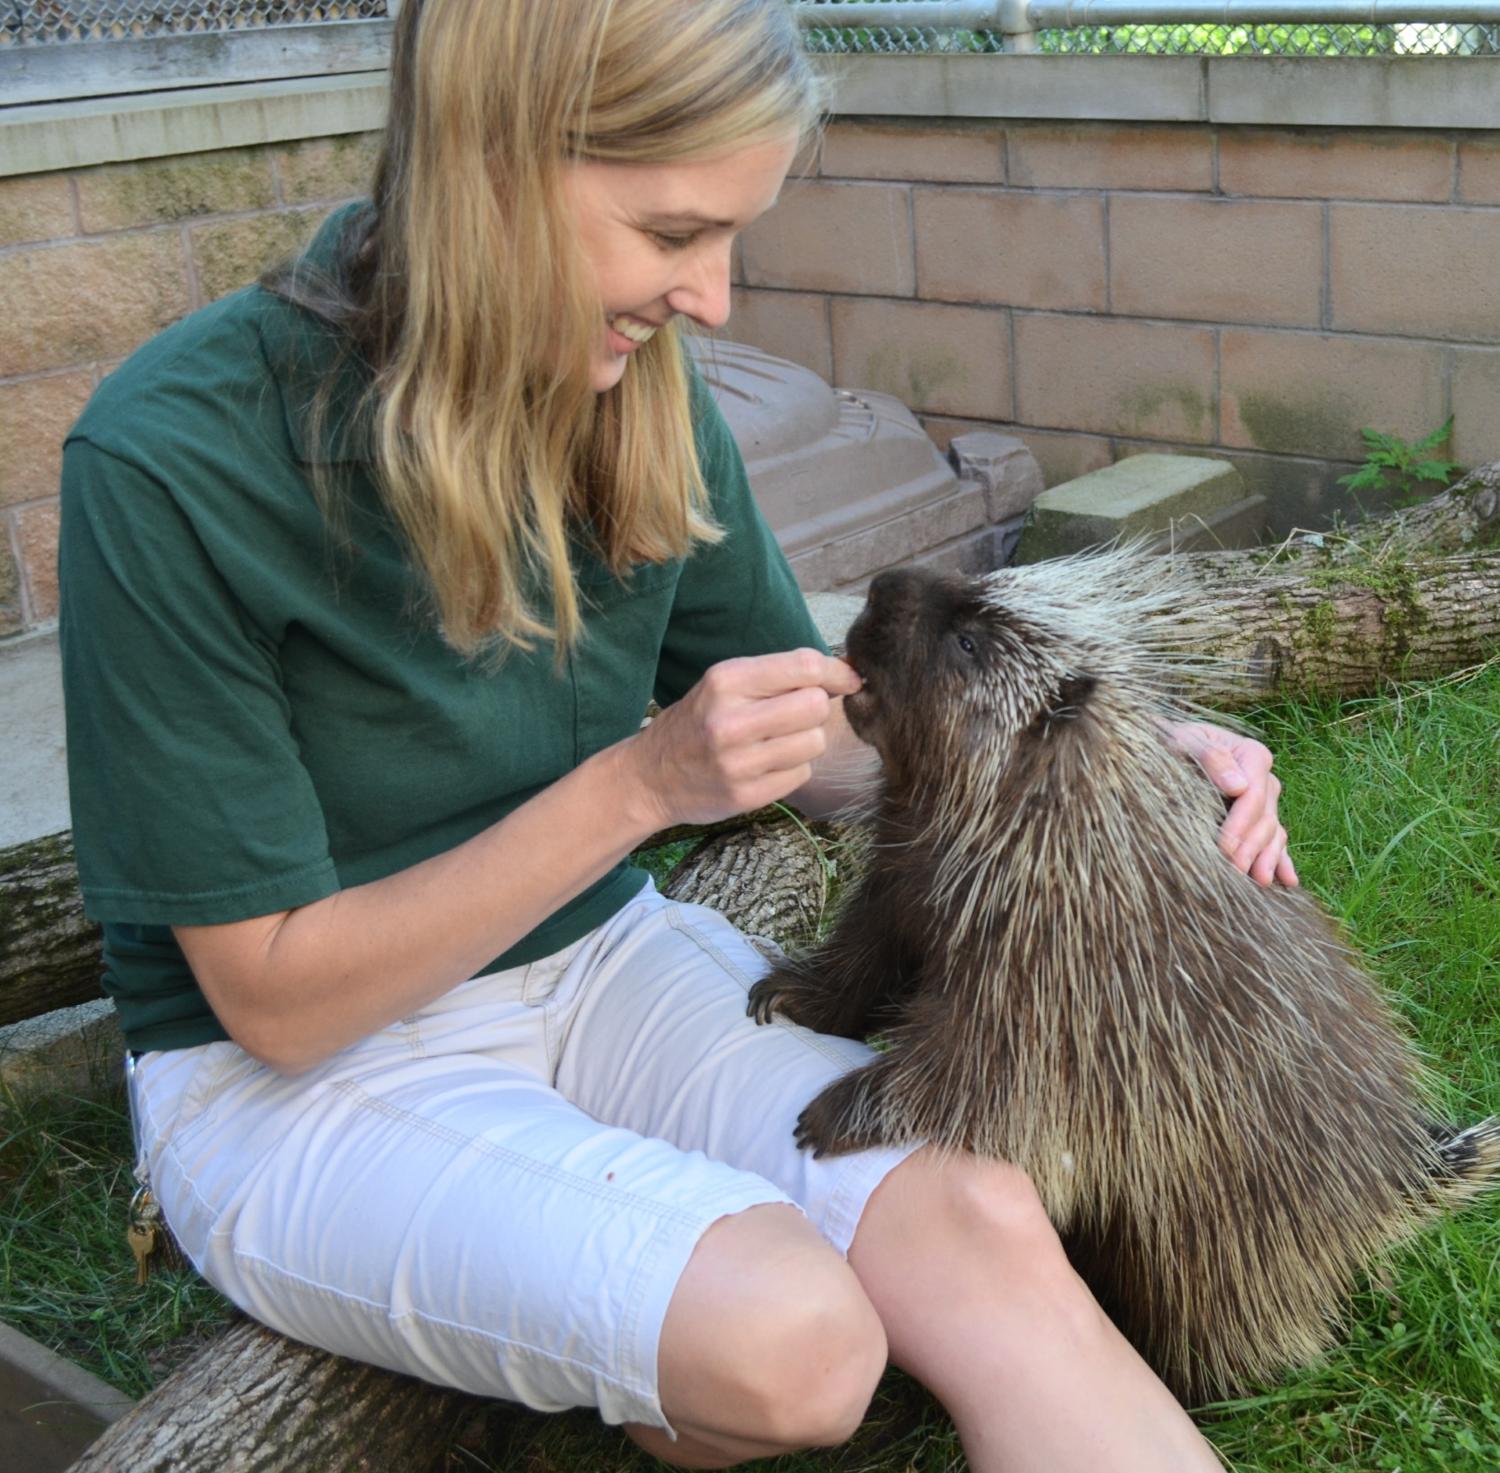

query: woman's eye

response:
[956,634,977,656]
[649,230,697,251]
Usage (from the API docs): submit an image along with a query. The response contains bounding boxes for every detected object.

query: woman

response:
[59,2,1293,1467]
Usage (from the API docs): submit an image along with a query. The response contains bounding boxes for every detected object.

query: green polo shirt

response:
[59,245,822,1054]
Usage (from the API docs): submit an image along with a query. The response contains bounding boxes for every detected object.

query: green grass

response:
[2,663,1497,1471]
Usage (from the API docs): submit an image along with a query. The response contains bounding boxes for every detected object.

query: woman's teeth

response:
[610,316,657,345]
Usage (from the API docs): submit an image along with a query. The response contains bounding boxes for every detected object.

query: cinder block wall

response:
[0,134,381,637]
[732,118,1500,537]
[5,56,1500,639]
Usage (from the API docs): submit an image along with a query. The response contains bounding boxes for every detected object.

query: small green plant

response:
[1338,418,1464,506]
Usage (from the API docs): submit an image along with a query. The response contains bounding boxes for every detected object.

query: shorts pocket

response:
[166,1040,257,1148]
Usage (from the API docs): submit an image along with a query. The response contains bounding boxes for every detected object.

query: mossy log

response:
[1172,548,1500,711]
[0,831,102,1026]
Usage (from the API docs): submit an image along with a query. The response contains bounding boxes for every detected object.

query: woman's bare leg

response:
[624,1203,887,1468]
[848,1148,1225,1473]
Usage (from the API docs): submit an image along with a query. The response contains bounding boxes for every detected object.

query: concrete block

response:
[821,120,1004,184]
[740,179,914,297]
[190,205,326,304]
[0,173,74,247]
[1013,314,1216,443]
[832,296,1011,422]
[15,501,60,623]
[901,523,1009,583]
[0,631,69,849]
[793,480,989,591]
[272,131,380,204]
[1331,204,1500,343]
[1142,494,1268,552]
[0,535,20,638]
[0,1319,133,1473]
[915,187,1106,312]
[724,288,832,384]
[919,418,1115,497]
[1006,122,1213,192]
[1219,128,1454,203]
[0,1000,122,1098]
[0,371,94,510]
[802,590,865,650]
[947,431,1045,521]
[1452,347,1500,467]
[1220,329,1446,461]
[1013,453,1245,562]
[76,148,274,232]
[0,233,189,378]
[1458,137,1500,206]
[1109,195,1323,328]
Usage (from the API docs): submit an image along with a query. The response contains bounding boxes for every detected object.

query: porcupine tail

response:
[1425,1117,1500,1206]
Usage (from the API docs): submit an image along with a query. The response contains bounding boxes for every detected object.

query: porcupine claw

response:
[746,975,784,1025]
[795,1059,900,1158]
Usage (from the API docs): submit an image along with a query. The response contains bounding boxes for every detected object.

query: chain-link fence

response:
[802,19,1500,55]
[2,1,388,45]
[3,0,1497,55]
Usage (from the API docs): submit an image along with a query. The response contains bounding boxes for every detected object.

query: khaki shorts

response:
[131,883,914,1432]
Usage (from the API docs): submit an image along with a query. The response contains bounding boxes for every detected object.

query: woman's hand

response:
[629,649,862,832]
[1167,721,1299,889]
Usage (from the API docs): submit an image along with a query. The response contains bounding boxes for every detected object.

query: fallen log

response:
[0,831,101,1025]
[1170,549,1500,711]
[66,1315,485,1473]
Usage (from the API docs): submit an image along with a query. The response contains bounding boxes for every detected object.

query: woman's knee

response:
[658,1205,887,1454]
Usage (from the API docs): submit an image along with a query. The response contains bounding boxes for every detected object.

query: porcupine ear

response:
[1042,673,1098,727]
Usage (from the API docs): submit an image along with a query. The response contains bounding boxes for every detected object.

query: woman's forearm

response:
[176,739,660,1074]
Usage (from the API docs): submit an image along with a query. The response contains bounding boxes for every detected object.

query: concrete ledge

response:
[0,73,387,178]
[829,54,1208,122]
[0,1319,133,1473]
[6,52,1497,179]
[1207,56,1500,129]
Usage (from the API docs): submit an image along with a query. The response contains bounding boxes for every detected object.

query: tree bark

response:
[659,811,836,948]
[0,831,102,1025]
[67,1317,484,1473]
[1171,549,1500,710]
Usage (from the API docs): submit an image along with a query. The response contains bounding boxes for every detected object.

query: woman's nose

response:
[667,240,734,330]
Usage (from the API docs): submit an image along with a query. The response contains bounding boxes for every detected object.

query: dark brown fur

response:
[749,551,1498,1401]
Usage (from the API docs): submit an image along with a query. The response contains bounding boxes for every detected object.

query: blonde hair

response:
[275,0,821,656]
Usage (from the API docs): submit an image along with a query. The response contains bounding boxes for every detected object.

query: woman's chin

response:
[589,354,629,393]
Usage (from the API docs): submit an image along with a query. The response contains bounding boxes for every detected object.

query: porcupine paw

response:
[794,1066,890,1158]
[747,969,825,1028]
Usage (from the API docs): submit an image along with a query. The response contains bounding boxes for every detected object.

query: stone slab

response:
[1013,454,1245,562]
[0,631,68,851]
[0,1000,122,1098]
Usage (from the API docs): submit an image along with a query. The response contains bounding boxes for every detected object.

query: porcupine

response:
[746,546,1499,1402]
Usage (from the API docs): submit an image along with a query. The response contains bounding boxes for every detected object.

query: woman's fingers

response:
[634,650,859,828]
[1166,722,1298,889]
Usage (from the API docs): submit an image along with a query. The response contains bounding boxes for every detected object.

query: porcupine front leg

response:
[795,1054,906,1158]
[747,867,920,1039]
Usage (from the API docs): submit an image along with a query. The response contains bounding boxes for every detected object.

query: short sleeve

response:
[653,375,825,706]
[60,439,340,924]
